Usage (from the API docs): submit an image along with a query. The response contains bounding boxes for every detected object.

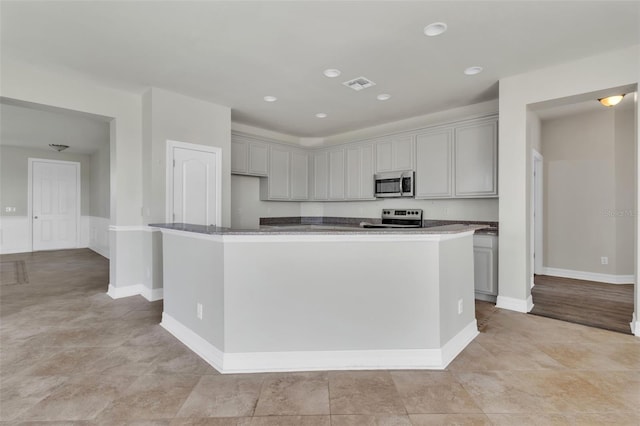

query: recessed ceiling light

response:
[377,94,392,101]
[315,113,327,118]
[464,66,483,75]
[263,96,278,102]
[323,69,341,78]
[424,22,447,37]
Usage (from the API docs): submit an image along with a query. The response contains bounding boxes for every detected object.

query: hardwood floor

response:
[530,275,634,334]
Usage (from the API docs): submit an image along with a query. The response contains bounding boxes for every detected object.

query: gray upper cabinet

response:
[415,129,453,198]
[375,135,414,172]
[231,135,268,176]
[329,148,346,200]
[290,151,309,200]
[454,118,498,197]
[311,151,329,200]
[262,145,291,200]
[346,143,375,200]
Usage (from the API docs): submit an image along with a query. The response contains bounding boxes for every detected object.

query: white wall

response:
[89,142,110,218]
[541,109,633,278]
[615,107,636,276]
[498,45,639,315]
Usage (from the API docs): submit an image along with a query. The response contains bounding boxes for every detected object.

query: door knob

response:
[34,216,38,219]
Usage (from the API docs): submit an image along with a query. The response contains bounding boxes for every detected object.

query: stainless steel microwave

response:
[374,171,415,198]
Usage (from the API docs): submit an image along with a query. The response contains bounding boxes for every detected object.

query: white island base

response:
[158,228,479,374]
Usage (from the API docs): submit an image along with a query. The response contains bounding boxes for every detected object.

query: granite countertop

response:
[150,222,491,236]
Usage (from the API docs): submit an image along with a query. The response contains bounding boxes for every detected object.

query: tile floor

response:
[1,249,639,425]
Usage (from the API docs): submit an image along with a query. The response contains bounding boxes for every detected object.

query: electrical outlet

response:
[196,303,203,320]
[458,299,463,315]
[601,256,608,265]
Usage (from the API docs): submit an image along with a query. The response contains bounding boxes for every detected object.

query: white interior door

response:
[169,142,221,226]
[31,159,80,251]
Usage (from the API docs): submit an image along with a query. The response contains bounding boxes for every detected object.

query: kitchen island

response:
[152,223,483,373]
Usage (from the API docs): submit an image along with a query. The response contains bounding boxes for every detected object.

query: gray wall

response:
[0,145,110,219]
[142,88,232,226]
[542,107,635,276]
[0,146,91,216]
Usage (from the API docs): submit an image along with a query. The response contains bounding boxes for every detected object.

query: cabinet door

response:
[290,151,309,200]
[415,129,453,198]
[473,247,495,295]
[346,146,361,199]
[231,139,248,174]
[455,120,498,197]
[392,136,414,170]
[248,142,268,176]
[268,147,291,200]
[360,144,374,199]
[329,148,345,200]
[375,140,393,172]
[312,151,329,200]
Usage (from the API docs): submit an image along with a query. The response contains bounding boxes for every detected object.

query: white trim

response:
[160,313,477,374]
[530,149,544,289]
[109,225,158,232]
[156,227,475,243]
[496,295,534,313]
[541,267,634,285]
[107,284,163,302]
[165,140,222,226]
[28,158,81,252]
[161,312,225,372]
[631,313,640,337]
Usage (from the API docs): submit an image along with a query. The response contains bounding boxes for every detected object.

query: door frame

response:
[165,140,222,225]
[27,158,81,252]
[530,149,544,288]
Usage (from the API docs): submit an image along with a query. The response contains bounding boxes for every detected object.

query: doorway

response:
[29,158,80,251]
[166,140,221,226]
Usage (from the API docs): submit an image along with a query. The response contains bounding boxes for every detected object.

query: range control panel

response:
[381,209,423,219]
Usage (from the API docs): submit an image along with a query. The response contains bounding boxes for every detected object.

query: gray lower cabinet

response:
[473,234,498,302]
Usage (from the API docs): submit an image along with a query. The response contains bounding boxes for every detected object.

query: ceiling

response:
[0,100,110,154]
[1,1,638,138]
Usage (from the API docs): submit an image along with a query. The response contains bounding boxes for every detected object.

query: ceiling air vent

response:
[342,76,376,91]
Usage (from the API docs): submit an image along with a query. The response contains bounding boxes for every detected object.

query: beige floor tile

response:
[330,414,412,425]
[538,342,640,370]
[253,372,329,416]
[408,413,492,425]
[176,374,265,418]
[390,371,481,414]
[19,374,137,421]
[171,417,253,425]
[568,412,640,425]
[22,347,117,376]
[150,347,217,375]
[0,375,68,421]
[446,342,506,372]
[485,413,571,425]
[250,415,331,425]
[328,371,406,415]
[573,370,640,412]
[95,374,199,420]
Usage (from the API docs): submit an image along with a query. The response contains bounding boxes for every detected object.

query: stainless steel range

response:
[360,209,423,229]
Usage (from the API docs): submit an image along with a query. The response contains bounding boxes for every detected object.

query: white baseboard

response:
[160,312,478,374]
[631,313,640,337]
[107,283,163,302]
[161,312,225,372]
[541,267,634,285]
[496,295,534,313]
